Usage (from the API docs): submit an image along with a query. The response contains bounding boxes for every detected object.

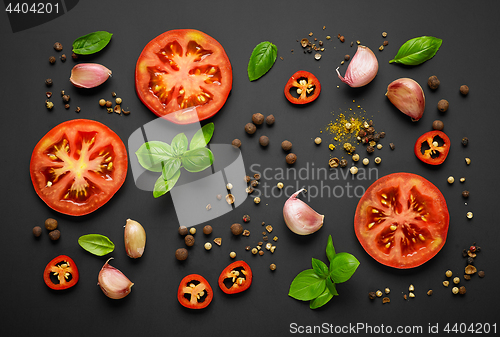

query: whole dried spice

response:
[328,157,339,168]
[465,265,477,275]
[266,114,275,125]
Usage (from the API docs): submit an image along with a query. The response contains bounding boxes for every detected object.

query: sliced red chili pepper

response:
[43,255,79,290]
[177,274,213,309]
[414,130,451,165]
[284,70,321,104]
[218,260,252,294]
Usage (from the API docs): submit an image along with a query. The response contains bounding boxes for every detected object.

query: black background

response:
[1,1,499,336]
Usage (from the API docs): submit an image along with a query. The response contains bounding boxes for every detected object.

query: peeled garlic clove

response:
[283,189,324,235]
[386,78,425,121]
[70,63,112,88]
[124,219,146,258]
[98,258,134,299]
[336,45,378,87]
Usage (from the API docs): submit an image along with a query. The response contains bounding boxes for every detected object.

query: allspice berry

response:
[49,230,61,241]
[231,139,242,148]
[460,85,469,95]
[178,226,188,236]
[231,223,243,236]
[437,99,449,112]
[266,114,275,125]
[281,140,292,151]
[432,120,444,130]
[184,234,195,247]
[44,218,58,231]
[175,248,188,261]
[428,75,440,90]
[203,225,213,235]
[245,123,257,134]
[33,226,42,237]
[252,113,264,125]
[259,135,269,147]
[286,153,297,165]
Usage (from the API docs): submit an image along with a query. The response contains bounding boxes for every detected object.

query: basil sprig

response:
[389,36,442,65]
[247,41,277,81]
[288,235,359,309]
[72,31,113,55]
[136,123,215,198]
[78,234,115,256]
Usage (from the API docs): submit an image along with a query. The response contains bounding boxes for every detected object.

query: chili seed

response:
[378,45,384,51]
[214,238,222,246]
[409,292,415,298]
[383,40,389,46]
[329,157,340,168]
[242,229,250,236]
[226,194,235,204]
[259,250,264,256]
[382,297,390,304]
[443,280,450,287]
[340,36,345,42]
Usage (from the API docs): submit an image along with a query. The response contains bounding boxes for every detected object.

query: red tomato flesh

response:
[354,173,449,269]
[30,119,128,216]
[135,29,232,124]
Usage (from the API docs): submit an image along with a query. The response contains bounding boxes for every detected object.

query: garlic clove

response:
[70,63,112,88]
[98,258,134,299]
[337,45,378,87]
[124,219,146,259]
[283,189,324,235]
[386,78,425,121]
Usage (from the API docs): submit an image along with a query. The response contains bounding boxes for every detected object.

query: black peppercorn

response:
[252,113,264,125]
[45,78,53,86]
[461,137,469,146]
[62,94,70,103]
[245,175,251,183]
[245,123,257,135]
[339,159,348,168]
[49,56,56,64]
[259,135,269,147]
[71,52,78,60]
[53,42,63,51]
[467,256,474,265]
[462,249,468,258]
[266,114,275,125]
[389,143,395,150]
[358,129,366,137]
[379,131,386,138]
[368,291,376,300]
[373,134,380,142]
[250,180,259,188]
[462,190,470,198]
[60,54,66,62]
[366,146,375,154]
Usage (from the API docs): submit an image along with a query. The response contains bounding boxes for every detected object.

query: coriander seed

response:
[251,248,258,255]
[466,212,473,219]
[443,280,450,287]
[453,277,460,284]
[314,137,322,144]
[350,166,358,175]
[254,197,261,204]
[452,287,459,295]
[362,158,369,165]
[277,182,284,189]
[99,99,106,106]
[447,176,455,184]
[230,251,236,259]
[445,270,453,278]
[204,242,212,250]
[352,154,360,162]
[189,227,196,235]
[374,157,381,164]
[115,97,123,105]
[376,290,382,297]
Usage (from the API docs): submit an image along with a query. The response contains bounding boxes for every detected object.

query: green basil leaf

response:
[171,133,188,156]
[389,36,442,65]
[247,41,278,81]
[309,287,334,309]
[78,234,114,256]
[326,235,336,263]
[181,148,213,173]
[190,123,214,150]
[311,258,329,278]
[326,277,339,296]
[162,158,181,180]
[153,170,181,198]
[329,252,360,284]
[288,269,326,301]
[72,31,113,55]
[136,141,174,172]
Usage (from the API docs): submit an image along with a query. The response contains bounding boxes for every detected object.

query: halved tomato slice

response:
[354,173,449,269]
[30,119,128,216]
[135,29,232,124]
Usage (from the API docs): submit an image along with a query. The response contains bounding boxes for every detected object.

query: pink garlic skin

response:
[386,78,425,121]
[98,258,134,299]
[337,45,378,87]
[70,63,112,88]
[283,189,324,235]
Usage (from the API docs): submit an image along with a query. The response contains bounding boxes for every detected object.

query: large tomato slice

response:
[30,119,128,216]
[135,29,232,124]
[354,173,449,269]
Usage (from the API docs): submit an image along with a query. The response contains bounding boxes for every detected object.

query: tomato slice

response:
[414,130,450,165]
[284,70,321,104]
[177,274,213,309]
[135,29,233,124]
[218,260,252,294]
[43,255,79,290]
[354,173,449,269]
[30,119,128,216]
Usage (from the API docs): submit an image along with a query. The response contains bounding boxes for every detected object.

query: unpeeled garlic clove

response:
[337,45,378,87]
[98,258,134,299]
[386,78,425,121]
[124,219,146,259]
[283,189,324,235]
[70,63,112,88]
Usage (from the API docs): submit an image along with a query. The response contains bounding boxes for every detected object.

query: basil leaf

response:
[389,36,442,65]
[181,148,214,173]
[329,252,360,284]
[136,141,174,172]
[153,170,181,198]
[78,234,114,256]
[171,133,188,156]
[190,123,214,150]
[326,235,336,263]
[326,276,339,296]
[311,258,329,278]
[247,41,277,81]
[288,269,326,301]
[72,31,113,55]
[309,287,334,309]
[162,158,181,180]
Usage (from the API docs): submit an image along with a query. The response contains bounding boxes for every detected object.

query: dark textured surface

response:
[1,1,498,336]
